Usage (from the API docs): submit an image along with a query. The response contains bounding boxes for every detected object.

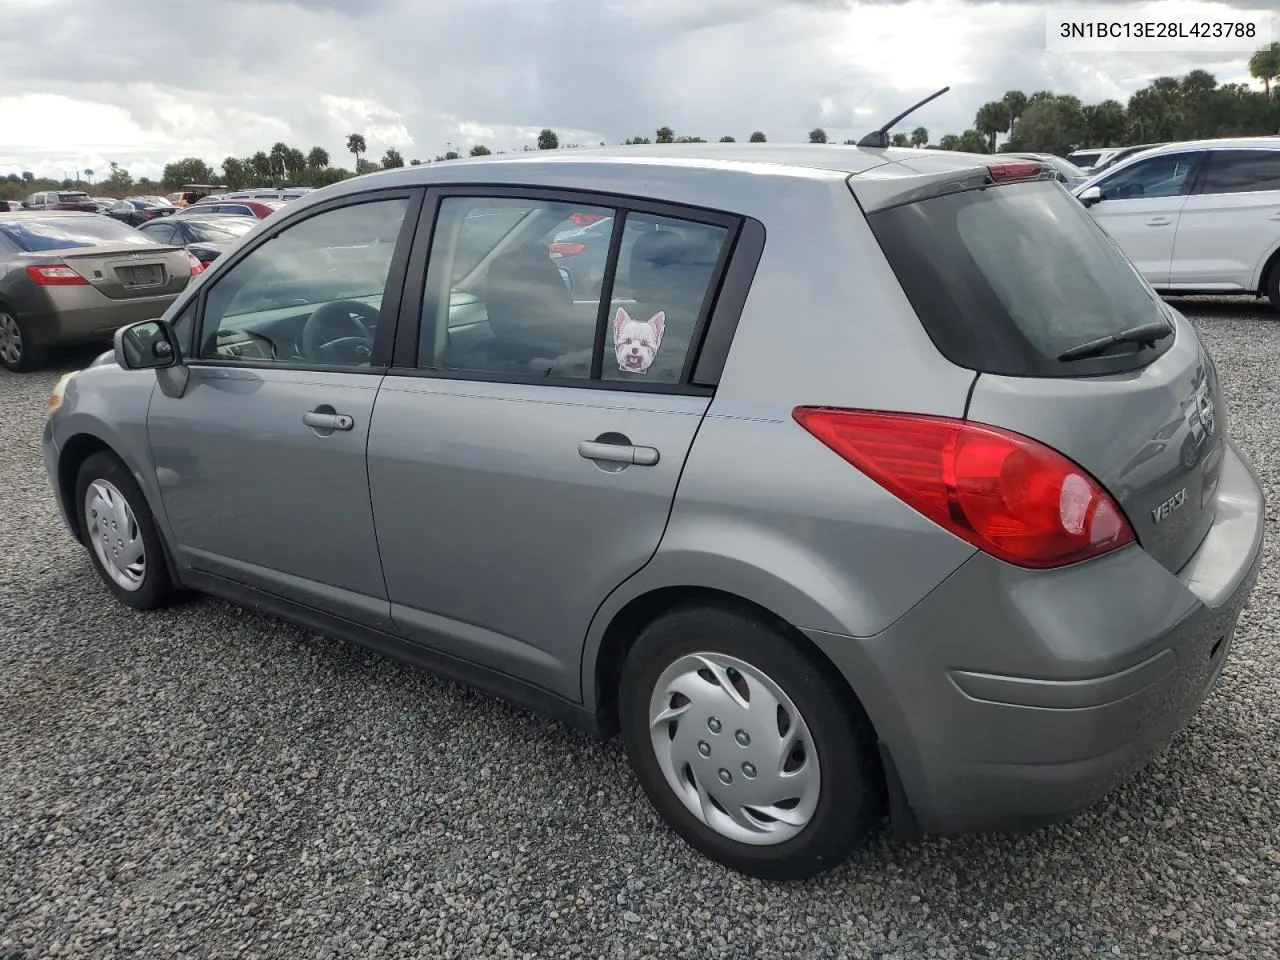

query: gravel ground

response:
[1,299,1277,960]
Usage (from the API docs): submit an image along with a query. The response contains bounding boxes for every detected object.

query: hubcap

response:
[648,652,821,846]
[0,313,22,366]
[83,479,146,591]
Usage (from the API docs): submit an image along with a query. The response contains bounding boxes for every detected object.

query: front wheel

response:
[75,451,177,610]
[618,605,885,880]
[1266,262,1280,313]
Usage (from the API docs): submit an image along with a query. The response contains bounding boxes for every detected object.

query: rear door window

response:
[867,179,1173,378]
[1196,149,1280,195]
[1095,151,1202,200]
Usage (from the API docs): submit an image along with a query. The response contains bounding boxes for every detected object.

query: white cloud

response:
[0,0,1273,179]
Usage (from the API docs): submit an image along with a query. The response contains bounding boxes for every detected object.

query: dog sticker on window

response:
[614,307,665,374]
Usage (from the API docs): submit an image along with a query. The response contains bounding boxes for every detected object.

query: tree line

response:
[3,43,1276,203]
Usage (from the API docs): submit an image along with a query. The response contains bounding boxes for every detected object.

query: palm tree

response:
[83,168,94,184]
[975,101,1009,151]
[346,134,367,167]
[307,147,329,170]
[1002,90,1028,131]
[250,151,272,185]
[1249,43,1280,96]
[910,126,928,148]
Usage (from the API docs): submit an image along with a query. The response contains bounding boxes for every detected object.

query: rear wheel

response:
[0,309,45,372]
[618,604,884,880]
[1266,261,1280,313]
[75,451,177,610]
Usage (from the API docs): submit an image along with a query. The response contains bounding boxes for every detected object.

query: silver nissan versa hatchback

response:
[42,143,1265,880]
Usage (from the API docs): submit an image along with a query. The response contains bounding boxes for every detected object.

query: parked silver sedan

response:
[41,145,1265,880]
[0,212,204,371]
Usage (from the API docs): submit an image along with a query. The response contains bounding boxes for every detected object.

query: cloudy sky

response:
[0,0,1275,180]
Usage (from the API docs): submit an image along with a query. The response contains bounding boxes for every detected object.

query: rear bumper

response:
[808,439,1265,836]
[24,289,179,348]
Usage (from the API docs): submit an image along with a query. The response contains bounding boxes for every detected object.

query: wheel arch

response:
[586,580,877,741]
[54,426,183,586]
[1257,239,1280,300]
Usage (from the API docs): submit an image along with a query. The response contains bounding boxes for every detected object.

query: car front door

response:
[1168,148,1280,291]
[1084,150,1205,287]
[366,191,738,700]
[147,188,421,629]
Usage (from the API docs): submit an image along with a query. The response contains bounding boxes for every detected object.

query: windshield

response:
[0,216,165,251]
[867,179,1173,377]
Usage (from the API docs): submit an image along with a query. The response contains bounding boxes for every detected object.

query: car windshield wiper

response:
[1057,321,1173,362]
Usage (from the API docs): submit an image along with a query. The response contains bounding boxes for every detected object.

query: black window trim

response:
[183,185,425,375]
[1095,149,1207,200]
[386,182,758,396]
[1189,146,1280,196]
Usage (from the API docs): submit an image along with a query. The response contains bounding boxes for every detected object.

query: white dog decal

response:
[613,307,665,374]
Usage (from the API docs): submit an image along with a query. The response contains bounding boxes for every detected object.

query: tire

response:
[618,604,884,880]
[1266,261,1280,313]
[0,308,46,372]
[74,451,177,610]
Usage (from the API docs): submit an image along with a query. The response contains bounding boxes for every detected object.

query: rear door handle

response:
[1268,212,1280,221]
[578,440,660,466]
[303,411,354,431]
[1146,217,1172,226]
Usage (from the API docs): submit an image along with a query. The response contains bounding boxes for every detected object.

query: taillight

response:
[186,251,205,275]
[25,264,88,286]
[549,242,586,257]
[983,159,1046,182]
[567,212,605,226]
[791,408,1135,569]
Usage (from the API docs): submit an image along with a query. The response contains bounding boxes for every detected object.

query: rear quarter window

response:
[867,179,1173,378]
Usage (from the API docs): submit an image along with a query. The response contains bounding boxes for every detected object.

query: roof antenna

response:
[856,86,950,148]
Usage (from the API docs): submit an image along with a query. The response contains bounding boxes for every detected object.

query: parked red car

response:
[177,198,284,219]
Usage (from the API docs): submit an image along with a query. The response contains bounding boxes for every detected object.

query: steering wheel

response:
[301,300,379,364]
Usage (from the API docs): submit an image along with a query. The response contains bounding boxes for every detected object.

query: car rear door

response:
[366,189,741,700]
[1168,147,1280,291]
[1083,149,1206,287]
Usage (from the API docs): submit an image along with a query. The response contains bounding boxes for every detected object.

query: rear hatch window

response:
[56,192,91,203]
[867,179,1173,378]
[0,217,165,252]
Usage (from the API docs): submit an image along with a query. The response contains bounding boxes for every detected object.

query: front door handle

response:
[1268,212,1280,221]
[578,440,660,466]
[303,410,354,431]
[1146,217,1172,226]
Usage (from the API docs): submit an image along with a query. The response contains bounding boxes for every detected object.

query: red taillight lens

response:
[186,251,205,275]
[984,160,1046,182]
[549,242,586,257]
[791,408,1135,569]
[25,264,88,286]
[567,212,605,226]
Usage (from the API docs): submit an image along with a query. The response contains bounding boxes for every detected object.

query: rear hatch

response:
[53,192,98,212]
[2,215,193,299]
[855,158,1223,574]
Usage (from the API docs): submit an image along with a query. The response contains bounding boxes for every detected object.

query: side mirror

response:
[1078,185,1103,207]
[114,318,181,371]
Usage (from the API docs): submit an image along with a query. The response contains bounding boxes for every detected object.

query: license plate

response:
[120,264,165,286]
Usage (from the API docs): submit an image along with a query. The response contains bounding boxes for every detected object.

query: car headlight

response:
[47,371,75,415]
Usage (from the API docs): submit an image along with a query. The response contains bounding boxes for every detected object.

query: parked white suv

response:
[1073,137,1280,310]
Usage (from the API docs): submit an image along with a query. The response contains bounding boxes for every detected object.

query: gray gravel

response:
[1,299,1278,960]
